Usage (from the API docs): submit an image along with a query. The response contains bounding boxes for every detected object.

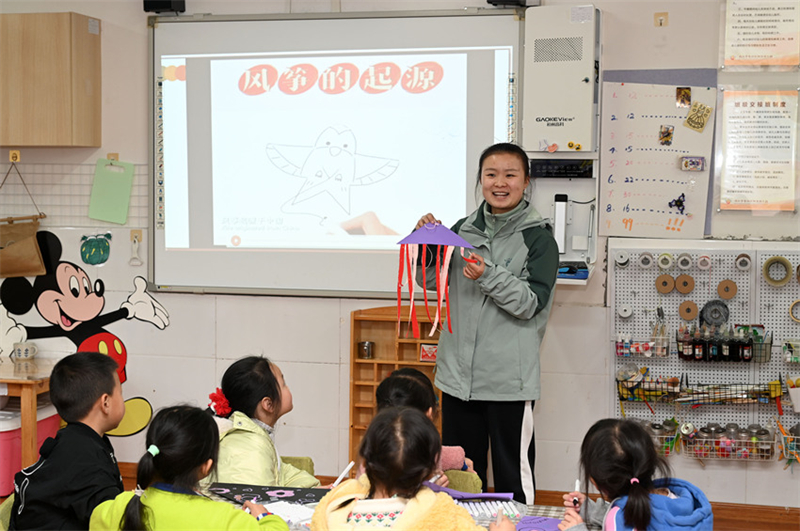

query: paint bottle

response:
[676,325,688,360]
[623,334,631,357]
[729,325,741,362]
[616,333,624,356]
[721,325,731,361]
[708,326,720,362]
[741,329,753,362]
[692,325,705,361]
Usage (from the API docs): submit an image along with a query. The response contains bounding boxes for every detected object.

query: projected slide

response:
[153,11,520,294]
[207,52,467,251]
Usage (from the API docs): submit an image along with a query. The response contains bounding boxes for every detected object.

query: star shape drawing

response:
[266,126,399,215]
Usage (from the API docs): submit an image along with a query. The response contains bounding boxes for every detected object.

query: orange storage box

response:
[0,400,60,496]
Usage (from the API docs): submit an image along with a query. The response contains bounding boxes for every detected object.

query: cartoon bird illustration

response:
[266,126,399,216]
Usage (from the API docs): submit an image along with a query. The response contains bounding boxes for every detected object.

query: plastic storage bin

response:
[0,401,60,496]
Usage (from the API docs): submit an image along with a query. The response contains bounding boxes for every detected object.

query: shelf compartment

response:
[352,385,377,405]
[352,363,375,383]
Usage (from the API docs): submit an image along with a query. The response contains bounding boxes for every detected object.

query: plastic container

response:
[0,401,60,496]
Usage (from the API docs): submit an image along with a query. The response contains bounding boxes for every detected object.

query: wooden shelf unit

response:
[349,305,444,466]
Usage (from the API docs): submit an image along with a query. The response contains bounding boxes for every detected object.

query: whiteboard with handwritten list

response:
[599,82,716,239]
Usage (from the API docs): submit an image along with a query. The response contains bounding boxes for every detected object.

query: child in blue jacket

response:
[560,419,713,531]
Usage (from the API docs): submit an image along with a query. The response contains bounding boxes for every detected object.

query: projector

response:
[143,1,186,13]
[486,0,540,6]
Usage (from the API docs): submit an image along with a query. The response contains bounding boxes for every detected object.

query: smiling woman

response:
[414,143,559,505]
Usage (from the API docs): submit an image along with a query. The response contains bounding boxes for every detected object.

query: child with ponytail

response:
[559,419,713,531]
[206,356,320,487]
[89,406,288,531]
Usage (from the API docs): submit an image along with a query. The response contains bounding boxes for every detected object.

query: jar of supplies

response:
[755,429,772,459]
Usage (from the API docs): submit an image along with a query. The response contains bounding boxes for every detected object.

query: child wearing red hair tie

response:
[206,356,320,488]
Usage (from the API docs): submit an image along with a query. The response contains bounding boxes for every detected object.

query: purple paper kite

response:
[397,223,474,339]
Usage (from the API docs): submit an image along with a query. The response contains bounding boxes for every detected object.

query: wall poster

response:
[719,89,798,211]
[724,0,800,67]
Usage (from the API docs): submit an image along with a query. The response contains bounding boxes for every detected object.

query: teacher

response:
[416,143,558,505]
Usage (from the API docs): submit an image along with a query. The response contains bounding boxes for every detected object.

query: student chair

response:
[280,456,315,476]
[0,494,13,531]
[444,470,482,494]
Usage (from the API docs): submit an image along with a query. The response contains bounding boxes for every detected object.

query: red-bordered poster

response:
[720,90,798,211]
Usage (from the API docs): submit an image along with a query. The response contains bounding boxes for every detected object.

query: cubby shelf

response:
[349,306,443,468]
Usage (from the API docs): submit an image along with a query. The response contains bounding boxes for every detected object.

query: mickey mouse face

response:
[36,263,105,331]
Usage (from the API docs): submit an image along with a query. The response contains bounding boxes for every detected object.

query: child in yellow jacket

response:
[311,407,513,531]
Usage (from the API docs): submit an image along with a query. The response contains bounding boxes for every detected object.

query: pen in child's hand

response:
[572,479,580,507]
[495,508,503,526]
[332,460,355,487]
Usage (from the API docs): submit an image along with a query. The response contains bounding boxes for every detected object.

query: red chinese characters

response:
[359,63,401,94]
[238,61,445,95]
[319,63,359,94]
[239,64,278,95]
[401,62,444,93]
[279,64,319,95]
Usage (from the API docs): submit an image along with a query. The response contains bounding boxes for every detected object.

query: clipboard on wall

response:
[88,158,135,224]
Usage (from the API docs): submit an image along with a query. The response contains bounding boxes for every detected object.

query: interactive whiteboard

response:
[149,11,521,296]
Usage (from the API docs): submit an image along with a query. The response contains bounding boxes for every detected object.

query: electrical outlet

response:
[130,229,142,242]
[654,12,668,27]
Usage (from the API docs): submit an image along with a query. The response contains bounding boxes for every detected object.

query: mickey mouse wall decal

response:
[0,231,169,436]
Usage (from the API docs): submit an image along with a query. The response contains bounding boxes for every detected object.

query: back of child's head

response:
[375,368,438,418]
[122,405,219,531]
[220,356,281,418]
[359,407,440,499]
[50,351,119,423]
[580,419,672,530]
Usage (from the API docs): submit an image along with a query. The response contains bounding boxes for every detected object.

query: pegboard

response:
[0,163,148,228]
[608,239,800,432]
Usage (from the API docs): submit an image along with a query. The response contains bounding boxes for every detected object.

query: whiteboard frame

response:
[146,8,525,298]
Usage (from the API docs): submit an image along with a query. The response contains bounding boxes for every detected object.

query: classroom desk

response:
[206,481,567,529]
[0,358,57,469]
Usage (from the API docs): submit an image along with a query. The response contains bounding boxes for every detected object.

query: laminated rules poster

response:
[720,90,798,211]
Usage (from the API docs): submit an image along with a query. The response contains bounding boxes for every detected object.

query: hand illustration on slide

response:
[339,211,398,235]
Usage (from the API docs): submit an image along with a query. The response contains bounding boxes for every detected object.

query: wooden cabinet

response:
[349,306,443,466]
[0,12,101,147]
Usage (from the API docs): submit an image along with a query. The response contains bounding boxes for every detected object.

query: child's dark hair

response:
[580,419,672,530]
[476,142,531,186]
[221,356,281,418]
[359,407,440,499]
[376,368,438,419]
[49,352,119,423]
[121,405,219,531]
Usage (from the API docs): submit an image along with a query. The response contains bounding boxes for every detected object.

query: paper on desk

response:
[264,500,314,524]
[516,515,562,531]
[88,158,135,224]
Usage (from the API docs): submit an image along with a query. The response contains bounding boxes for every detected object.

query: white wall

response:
[2,0,797,508]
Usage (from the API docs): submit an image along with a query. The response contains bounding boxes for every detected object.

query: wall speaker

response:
[144,1,186,13]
